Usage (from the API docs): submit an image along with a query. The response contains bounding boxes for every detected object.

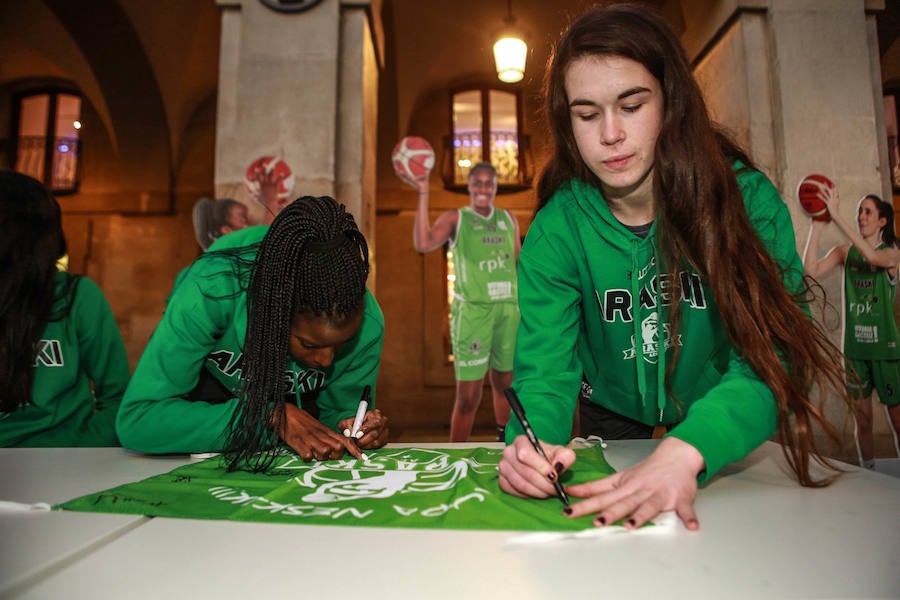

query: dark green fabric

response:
[58,446,614,532]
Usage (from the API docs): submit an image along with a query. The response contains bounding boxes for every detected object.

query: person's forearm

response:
[802,223,824,275]
[413,190,429,252]
[413,189,435,252]
[830,209,888,266]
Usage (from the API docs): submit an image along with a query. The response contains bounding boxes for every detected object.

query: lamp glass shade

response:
[493,36,527,83]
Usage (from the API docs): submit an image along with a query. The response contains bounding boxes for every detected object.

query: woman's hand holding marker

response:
[281,404,363,462]
[338,408,390,452]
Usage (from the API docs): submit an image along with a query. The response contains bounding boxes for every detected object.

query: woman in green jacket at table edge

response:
[499,5,853,531]
[117,196,388,471]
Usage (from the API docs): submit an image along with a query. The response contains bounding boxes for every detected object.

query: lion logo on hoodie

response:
[623,313,682,363]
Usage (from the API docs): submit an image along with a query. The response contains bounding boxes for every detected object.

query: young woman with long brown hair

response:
[498,4,851,530]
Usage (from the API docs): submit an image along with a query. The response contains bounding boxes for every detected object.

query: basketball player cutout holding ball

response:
[802,175,900,468]
[393,137,521,442]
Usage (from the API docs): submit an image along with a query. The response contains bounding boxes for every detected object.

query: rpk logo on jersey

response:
[478,250,511,273]
[622,313,682,363]
[849,298,876,317]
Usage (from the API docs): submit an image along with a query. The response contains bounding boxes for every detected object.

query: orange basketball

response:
[797,174,833,222]
[392,136,435,181]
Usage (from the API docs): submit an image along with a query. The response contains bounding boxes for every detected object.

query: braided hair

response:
[224,196,369,471]
[0,170,79,413]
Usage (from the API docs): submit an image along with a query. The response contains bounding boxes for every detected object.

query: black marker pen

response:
[504,388,570,506]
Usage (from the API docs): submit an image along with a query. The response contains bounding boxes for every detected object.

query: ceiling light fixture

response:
[492,0,527,83]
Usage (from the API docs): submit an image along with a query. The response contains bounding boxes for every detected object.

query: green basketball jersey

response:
[451,206,517,303]
[844,244,900,360]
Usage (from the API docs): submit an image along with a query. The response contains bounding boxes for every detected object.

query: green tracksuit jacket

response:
[1,273,129,446]
[507,166,804,482]
[117,226,384,453]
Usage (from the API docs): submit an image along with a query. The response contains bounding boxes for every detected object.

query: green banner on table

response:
[58,446,614,532]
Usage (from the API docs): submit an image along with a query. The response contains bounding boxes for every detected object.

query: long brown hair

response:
[539,4,850,485]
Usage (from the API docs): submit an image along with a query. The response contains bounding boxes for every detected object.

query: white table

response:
[0,449,197,597]
[2,441,898,599]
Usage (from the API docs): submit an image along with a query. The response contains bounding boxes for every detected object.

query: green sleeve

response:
[117,263,240,453]
[505,225,583,445]
[74,277,130,446]
[668,169,795,482]
[315,291,384,430]
[19,277,130,447]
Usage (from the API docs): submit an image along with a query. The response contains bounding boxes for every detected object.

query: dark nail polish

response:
[563,507,573,516]
[554,462,564,474]
[627,519,636,528]
[547,471,556,481]
[595,516,606,526]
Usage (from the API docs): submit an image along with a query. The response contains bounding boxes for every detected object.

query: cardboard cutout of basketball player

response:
[244,156,295,224]
[192,197,251,251]
[394,137,521,442]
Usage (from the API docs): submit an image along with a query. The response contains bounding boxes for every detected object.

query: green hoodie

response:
[507,166,803,482]
[1,272,129,447]
[117,226,384,454]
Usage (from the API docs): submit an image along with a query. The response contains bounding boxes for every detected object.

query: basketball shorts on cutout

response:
[846,357,900,406]
[450,300,519,381]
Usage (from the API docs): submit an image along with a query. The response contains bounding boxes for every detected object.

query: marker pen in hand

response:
[347,385,370,439]
[504,388,570,506]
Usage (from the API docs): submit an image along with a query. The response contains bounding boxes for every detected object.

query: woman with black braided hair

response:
[117,196,388,471]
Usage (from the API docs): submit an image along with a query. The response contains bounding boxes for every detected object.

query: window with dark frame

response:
[436,85,532,370]
[14,90,83,194]
[442,86,532,192]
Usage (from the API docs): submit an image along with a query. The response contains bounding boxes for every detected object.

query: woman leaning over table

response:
[117,196,389,471]
[498,4,852,530]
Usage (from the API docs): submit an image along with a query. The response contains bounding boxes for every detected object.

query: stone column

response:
[685,0,889,461]
[214,0,381,287]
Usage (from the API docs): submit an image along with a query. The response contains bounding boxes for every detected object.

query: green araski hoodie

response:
[117,226,384,454]
[1,272,129,447]
[507,166,804,482]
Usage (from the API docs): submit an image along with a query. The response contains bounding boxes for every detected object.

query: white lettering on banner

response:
[205,449,498,523]
[403,489,490,518]
[208,485,374,519]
